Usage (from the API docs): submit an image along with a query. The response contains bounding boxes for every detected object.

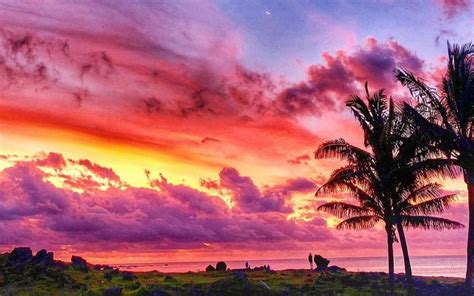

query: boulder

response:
[314,255,330,270]
[71,255,88,272]
[216,261,227,272]
[8,247,33,265]
[33,249,54,266]
[206,264,215,272]
[103,287,122,296]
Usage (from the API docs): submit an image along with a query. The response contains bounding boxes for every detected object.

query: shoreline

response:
[105,255,466,278]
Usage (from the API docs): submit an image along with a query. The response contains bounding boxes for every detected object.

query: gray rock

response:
[313,255,330,270]
[33,249,54,266]
[8,247,33,265]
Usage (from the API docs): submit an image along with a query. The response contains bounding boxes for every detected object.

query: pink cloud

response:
[436,0,471,18]
[74,159,121,183]
[345,37,424,89]
[274,37,425,116]
[0,153,332,252]
[33,152,67,171]
[287,154,311,165]
[2,153,125,192]
[0,164,71,220]
[218,167,289,213]
[0,153,467,258]
[0,1,425,126]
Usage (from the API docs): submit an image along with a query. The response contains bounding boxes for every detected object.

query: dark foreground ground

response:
[0,249,469,296]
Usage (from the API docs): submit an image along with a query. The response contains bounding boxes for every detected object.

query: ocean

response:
[112,256,465,278]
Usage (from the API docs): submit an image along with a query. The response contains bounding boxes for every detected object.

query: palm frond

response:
[403,104,458,150]
[401,194,457,215]
[408,158,461,180]
[316,165,369,196]
[336,215,380,230]
[314,139,372,164]
[346,93,374,144]
[318,202,371,219]
[395,68,438,106]
[401,216,464,230]
[400,183,443,203]
[443,42,474,138]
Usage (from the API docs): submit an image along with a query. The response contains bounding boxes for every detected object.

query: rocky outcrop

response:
[8,247,33,265]
[314,255,330,270]
[71,255,88,272]
[7,247,58,269]
[32,249,55,266]
[313,254,347,273]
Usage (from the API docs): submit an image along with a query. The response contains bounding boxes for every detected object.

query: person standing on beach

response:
[308,253,313,270]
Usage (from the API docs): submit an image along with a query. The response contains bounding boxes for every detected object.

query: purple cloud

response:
[0,154,332,251]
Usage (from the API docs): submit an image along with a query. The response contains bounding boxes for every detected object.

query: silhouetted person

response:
[245,261,249,270]
[308,253,313,270]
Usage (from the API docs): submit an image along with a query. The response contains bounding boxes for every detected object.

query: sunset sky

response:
[0,0,473,264]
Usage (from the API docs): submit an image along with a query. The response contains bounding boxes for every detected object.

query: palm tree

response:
[315,85,463,295]
[315,158,397,293]
[395,42,474,289]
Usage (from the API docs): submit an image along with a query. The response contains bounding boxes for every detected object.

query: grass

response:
[0,252,466,296]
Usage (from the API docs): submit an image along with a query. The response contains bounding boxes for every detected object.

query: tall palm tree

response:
[395,42,474,288]
[315,85,463,295]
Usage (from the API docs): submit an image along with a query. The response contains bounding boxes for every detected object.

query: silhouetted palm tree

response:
[395,42,474,289]
[315,85,463,295]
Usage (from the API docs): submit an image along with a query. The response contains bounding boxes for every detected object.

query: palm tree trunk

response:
[396,217,415,295]
[465,170,474,291]
[386,226,395,295]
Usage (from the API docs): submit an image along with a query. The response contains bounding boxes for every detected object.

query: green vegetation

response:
[0,252,468,296]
